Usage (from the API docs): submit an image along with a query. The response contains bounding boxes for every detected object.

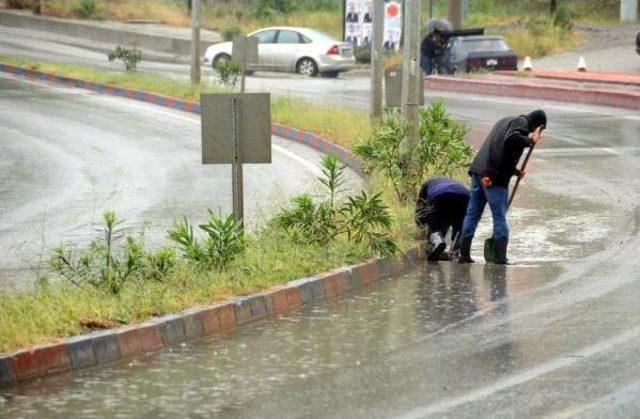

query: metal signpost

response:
[232,35,259,94]
[201,93,271,226]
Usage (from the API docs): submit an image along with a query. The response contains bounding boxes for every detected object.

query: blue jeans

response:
[421,55,432,75]
[461,174,509,240]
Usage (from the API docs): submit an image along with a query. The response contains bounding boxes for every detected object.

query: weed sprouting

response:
[48,211,175,294]
[274,155,398,257]
[168,212,244,271]
[108,46,142,71]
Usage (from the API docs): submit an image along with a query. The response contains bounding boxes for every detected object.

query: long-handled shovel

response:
[484,127,543,262]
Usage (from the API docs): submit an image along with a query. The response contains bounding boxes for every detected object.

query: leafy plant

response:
[108,46,142,71]
[354,46,371,64]
[168,211,244,271]
[353,100,472,203]
[273,155,397,257]
[48,211,175,294]
[221,25,242,42]
[216,59,241,91]
[73,0,101,19]
[552,4,574,30]
[273,194,337,244]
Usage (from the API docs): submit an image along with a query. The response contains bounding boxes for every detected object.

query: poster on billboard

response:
[343,0,402,51]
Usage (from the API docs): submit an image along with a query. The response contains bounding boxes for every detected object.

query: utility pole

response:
[190,0,201,85]
[400,0,421,142]
[620,0,638,22]
[370,0,385,121]
[448,0,463,29]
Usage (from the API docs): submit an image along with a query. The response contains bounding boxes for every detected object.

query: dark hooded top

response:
[469,115,533,188]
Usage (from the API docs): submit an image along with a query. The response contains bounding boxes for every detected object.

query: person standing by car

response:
[420,30,445,75]
[457,110,546,265]
[416,177,470,261]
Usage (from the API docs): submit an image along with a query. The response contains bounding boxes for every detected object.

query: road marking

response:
[399,324,640,418]
[429,90,640,122]
[537,146,640,157]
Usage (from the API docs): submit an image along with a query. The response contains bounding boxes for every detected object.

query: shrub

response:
[168,212,244,271]
[107,45,142,71]
[6,0,30,8]
[354,46,371,64]
[254,0,296,17]
[221,25,242,42]
[273,155,398,257]
[353,100,472,203]
[552,4,574,30]
[48,211,175,294]
[73,0,100,18]
[216,59,241,90]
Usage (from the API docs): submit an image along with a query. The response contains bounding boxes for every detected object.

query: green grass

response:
[0,231,378,352]
[0,56,415,353]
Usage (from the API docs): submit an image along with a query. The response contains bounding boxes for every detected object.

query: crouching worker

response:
[416,177,470,261]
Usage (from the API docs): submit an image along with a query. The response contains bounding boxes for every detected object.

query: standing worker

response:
[416,177,470,261]
[457,110,546,264]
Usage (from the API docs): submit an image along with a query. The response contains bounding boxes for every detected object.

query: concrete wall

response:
[0,10,215,55]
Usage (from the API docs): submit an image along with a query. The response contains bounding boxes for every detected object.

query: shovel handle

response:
[507,126,544,209]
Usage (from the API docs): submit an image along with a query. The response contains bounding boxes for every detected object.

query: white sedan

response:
[204,27,356,77]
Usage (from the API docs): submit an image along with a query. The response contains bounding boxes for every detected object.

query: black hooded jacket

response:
[469,115,533,188]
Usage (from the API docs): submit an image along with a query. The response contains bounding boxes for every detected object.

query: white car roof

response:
[249,27,335,39]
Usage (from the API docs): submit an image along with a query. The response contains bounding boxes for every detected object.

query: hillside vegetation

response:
[2,0,623,56]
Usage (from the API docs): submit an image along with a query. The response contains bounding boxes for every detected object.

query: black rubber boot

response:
[428,232,446,261]
[457,235,474,264]
[494,237,511,265]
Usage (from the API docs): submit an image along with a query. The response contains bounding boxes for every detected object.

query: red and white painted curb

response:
[425,75,640,111]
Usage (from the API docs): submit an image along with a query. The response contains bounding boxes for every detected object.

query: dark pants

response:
[417,194,469,242]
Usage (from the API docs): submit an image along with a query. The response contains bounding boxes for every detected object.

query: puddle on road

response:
[1,262,560,418]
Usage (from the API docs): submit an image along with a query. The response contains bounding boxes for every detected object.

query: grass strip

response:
[0,56,417,353]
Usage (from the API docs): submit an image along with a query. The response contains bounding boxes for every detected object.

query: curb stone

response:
[0,61,429,387]
[424,75,640,111]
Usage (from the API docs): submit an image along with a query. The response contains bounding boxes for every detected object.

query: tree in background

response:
[550,0,557,14]
[32,0,41,15]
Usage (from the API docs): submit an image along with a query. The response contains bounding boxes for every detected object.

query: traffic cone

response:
[577,56,587,72]
[523,56,533,72]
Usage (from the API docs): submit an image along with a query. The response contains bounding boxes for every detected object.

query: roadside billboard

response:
[343,0,402,51]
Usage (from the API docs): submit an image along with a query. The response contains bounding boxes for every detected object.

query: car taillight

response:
[327,45,339,55]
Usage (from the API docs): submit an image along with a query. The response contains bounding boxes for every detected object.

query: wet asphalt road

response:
[0,75,362,285]
[2,26,640,416]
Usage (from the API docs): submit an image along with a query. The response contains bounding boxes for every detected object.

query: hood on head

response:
[525,110,547,132]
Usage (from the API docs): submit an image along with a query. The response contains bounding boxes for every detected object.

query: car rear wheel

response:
[212,53,231,71]
[297,58,318,77]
